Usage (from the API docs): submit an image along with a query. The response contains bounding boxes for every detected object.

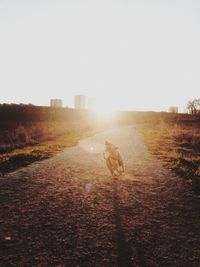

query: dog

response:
[103,141,124,176]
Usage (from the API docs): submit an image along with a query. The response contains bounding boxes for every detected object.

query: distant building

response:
[169,106,178,113]
[50,99,63,108]
[75,95,87,109]
[88,97,96,110]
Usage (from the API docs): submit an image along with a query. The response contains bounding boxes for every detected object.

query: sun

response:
[94,105,115,120]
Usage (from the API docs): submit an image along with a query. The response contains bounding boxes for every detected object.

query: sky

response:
[0,0,200,112]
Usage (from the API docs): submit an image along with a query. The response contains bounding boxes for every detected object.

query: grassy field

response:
[1,105,200,194]
[1,109,200,266]
[0,130,96,174]
[135,113,200,194]
[0,104,106,174]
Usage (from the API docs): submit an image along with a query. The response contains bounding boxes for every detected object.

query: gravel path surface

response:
[0,125,200,267]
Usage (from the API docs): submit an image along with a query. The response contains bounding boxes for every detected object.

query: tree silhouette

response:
[186,99,200,114]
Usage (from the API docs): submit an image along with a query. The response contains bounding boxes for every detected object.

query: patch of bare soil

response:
[0,126,200,267]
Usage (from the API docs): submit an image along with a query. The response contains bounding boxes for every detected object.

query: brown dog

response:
[103,141,124,176]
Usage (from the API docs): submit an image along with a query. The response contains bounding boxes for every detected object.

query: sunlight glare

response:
[95,105,115,120]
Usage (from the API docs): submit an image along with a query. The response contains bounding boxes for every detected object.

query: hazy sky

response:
[0,0,200,112]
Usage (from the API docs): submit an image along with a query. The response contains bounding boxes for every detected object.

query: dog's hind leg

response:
[106,158,114,176]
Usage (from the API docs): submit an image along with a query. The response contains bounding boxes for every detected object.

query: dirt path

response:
[0,125,200,267]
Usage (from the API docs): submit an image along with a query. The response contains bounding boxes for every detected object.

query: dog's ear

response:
[105,141,110,146]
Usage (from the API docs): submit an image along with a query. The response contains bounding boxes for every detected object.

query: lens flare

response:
[79,140,104,154]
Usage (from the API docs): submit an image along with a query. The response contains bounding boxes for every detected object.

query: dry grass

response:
[137,117,200,194]
[0,106,106,174]
[0,130,96,175]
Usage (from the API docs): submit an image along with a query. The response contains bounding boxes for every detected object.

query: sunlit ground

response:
[79,139,104,154]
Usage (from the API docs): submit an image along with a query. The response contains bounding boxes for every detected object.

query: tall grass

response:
[0,105,104,174]
[137,115,200,194]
